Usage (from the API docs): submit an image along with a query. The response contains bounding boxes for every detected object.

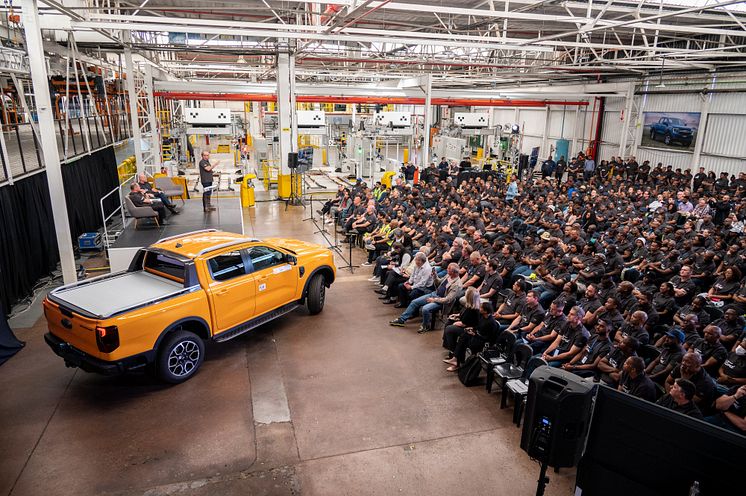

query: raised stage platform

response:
[108,196,244,271]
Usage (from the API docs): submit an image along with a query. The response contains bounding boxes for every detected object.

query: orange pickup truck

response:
[43,230,336,383]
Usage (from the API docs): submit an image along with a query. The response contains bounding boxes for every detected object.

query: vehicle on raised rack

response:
[43,230,336,383]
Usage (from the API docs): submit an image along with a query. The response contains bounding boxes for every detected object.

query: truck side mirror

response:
[286,254,297,265]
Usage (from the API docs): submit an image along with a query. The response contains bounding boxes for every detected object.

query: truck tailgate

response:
[48,271,185,319]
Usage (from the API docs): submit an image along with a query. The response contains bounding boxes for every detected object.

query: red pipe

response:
[154,92,588,107]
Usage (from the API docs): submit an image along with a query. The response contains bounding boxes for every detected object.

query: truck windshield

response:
[669,118,685,126]
[143,251,185,282]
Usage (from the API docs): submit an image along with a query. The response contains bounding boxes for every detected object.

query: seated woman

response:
[442,287,481,362]
[707,266,742,305]
[447,302,498,372]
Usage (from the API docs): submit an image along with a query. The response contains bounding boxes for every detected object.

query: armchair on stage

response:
[123,196,160,229]
[154,177,186,206]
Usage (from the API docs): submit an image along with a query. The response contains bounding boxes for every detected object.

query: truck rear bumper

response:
[44,333,152,375]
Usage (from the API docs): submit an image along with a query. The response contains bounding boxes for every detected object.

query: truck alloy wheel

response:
[158,330,205,383]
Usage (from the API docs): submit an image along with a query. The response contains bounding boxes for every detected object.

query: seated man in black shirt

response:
[541,306,590,367]
[618,356,657,402]
[656,378,703,419]
[646,329,686,385]
[525,300,566,354]
[562,319,613,379]
[503,290,544,336]
[665,351,716,409]
[598,336,640,387]
[128,182,168,225]
[716,335,746,391]
[614,310,650,345]
[686,325,728,377]
[494,280,528,325]
[137,173,178,213]
[449,302,499,371]
[706,384,746,434]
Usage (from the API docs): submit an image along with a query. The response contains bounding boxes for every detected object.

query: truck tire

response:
[157,330,205,384]
[307,273,326,315]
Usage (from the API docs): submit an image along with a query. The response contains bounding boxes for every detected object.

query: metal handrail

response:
[100,173,135,248]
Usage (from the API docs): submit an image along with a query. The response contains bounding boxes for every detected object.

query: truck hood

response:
[265,238,327,256]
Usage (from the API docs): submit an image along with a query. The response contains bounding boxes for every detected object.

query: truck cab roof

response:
[150,230,259,260]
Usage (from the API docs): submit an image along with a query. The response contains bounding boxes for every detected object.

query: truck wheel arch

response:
[301,266,335,301]
[154,317,212,351]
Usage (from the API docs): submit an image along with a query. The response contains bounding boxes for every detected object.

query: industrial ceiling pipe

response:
[153,92,589,107]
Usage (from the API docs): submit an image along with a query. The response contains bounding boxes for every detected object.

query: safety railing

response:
[0,112,133,186]
[100,172,136,248]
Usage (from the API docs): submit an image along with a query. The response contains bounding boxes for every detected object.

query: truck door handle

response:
[215,289,228,295]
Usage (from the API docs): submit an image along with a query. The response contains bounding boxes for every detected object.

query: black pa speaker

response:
[520,366,596,468]
[288,152,299,169]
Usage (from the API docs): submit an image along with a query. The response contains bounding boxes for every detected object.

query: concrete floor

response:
[0,194,575,496]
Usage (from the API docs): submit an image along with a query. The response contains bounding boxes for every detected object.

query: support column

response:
[691,75,715,169]
[276,51,293,198]
[289,53,298,154]
[21,0,77,284]
[542,105,551,157]
[144,64,161,171]
[421,73,432,167]
[124,46,144,175]
[618,82,635,158]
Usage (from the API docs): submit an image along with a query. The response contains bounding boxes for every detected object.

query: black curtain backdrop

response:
[0,146,119,315]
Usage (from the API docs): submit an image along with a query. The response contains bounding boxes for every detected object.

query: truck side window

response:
[248,246,284,272]
[208,251,246,281]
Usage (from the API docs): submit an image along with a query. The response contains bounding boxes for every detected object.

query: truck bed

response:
[48,271,187,319]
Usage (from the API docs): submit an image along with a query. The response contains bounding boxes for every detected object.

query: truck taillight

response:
[96,326,120,353]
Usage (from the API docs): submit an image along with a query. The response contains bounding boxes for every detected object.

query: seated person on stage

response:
[597,336,640,388]
[665,351,716,409]
[656,378,703,420]
[541,306,590,367]
[317,184,345,219]
[393,252,433,308]
[502,290,545,337]
[706,384,746,434]
[562,319,613,379]
[446,302,499,372]
[493,280,528,326]
[525,300,567,354]
[617,356,657,402]
[389,263,462,333]
[129,182,169,225]
[686,325,728,377]
[716,335,746,392]
[441,287,481,353]
[646,329,686,385]
[137,173,178,214]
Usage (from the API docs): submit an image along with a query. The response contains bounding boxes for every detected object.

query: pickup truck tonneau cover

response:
[48,271,188,319]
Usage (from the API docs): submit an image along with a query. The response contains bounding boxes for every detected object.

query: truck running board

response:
[213,302,302,343]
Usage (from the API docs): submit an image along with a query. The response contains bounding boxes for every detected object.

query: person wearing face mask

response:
[646,329,686,385]
[717,336,746,391]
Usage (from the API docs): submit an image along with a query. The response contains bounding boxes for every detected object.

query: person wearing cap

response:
[656,378,703,419]
[646,329,686,385]
[617,356,657,402]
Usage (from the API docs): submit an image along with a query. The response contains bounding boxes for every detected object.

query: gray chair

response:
[155,177,185,205]
[124,196,159,229]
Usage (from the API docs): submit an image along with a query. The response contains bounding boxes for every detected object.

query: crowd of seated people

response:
[320,154,746,434]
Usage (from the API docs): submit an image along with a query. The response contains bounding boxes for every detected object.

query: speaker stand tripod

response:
[535,460,550,496]
[285,167,306,210]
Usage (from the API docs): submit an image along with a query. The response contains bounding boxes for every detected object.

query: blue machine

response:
[554,139,569,162]
[78,232,102,251]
